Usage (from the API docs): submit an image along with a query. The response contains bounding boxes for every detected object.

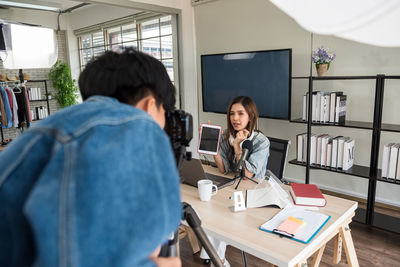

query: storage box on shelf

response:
[290,75,400,233]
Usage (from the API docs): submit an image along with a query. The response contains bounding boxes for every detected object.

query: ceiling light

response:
[0,0,61,12]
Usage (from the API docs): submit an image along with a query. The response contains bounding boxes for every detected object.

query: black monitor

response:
[201,48,292,120]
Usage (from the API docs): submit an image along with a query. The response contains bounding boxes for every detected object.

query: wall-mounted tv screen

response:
[201,48,291,120]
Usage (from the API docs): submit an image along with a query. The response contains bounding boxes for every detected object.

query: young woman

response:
[200,96,270,266]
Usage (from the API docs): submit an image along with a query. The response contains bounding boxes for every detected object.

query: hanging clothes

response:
[10,89,19,127]
[14,86,30,127]
[5,87,13,121]
[0,93,7,126]
[0,85,12,128]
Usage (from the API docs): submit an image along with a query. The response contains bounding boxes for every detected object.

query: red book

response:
[290,183,326,207]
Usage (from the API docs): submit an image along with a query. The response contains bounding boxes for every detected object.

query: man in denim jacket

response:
[0,49,181,267]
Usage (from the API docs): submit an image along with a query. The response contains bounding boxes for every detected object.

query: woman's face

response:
[230,103,250,132]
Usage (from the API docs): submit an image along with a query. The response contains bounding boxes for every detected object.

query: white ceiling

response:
[0,0,88,12]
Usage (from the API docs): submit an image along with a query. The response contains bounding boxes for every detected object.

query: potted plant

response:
[312,46,336,76]
[48,60,78,108]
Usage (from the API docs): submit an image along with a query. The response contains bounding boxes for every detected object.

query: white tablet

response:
[198,124,222,155]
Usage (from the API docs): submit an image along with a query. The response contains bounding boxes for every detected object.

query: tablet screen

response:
[199,126,220,153]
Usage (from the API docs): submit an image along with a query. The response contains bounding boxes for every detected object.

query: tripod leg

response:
[247,177,259,184]
[235,177,243,190]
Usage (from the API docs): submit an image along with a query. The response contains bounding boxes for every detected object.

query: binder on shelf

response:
[259,206,331,244]
[326,140,332,168]
[320,135,331,167]
[337,137,349,169]
[335,95,347,124]
[316,134,327,165]
[331,136,343,168]
[302,93,308,121]
[297,133,305,162]
[329,91,343,122]
[320,92,330,123]
[397,150,400,181]
[312,92,320,121]
[342,139,355,171]
[302,133,307,162]
[381,143,393,178]
[388,144,399,179]
[310,134,317,164]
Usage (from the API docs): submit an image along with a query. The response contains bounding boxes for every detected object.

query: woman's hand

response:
[233,129,249,147]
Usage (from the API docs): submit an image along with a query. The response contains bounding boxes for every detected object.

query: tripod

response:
[160,202,224,267]
[234,163,259,190]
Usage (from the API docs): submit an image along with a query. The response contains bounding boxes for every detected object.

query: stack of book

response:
[296,133,355,171]
[30,106,49,121]
[381,143,400,180]
[28,87,42,100]
[302,91,347,124]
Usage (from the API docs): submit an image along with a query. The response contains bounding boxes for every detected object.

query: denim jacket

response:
[0,96,181,267]
[219,131,270,179]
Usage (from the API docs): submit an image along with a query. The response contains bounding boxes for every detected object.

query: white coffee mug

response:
[197,179,218,201]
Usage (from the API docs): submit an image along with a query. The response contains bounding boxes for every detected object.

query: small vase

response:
[316,63,329,76]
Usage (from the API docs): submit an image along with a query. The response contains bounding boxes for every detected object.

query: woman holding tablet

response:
[200,96,270,266]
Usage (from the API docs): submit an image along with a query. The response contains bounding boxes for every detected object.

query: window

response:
[77,15,174,83]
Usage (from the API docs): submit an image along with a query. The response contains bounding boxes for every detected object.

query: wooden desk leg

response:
[311,243,326,267]
[333,233,343,264]
[339,224,359,267]
[184,225,200,254]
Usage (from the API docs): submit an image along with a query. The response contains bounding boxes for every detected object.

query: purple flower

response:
[311,46,335,64]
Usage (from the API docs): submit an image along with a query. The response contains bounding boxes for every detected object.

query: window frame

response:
[77,15,175,83]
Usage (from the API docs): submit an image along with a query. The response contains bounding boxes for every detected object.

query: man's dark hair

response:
[78,48,175,110]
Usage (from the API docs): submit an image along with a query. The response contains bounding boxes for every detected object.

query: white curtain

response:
[0,22,58,69]
[269,0,400,47]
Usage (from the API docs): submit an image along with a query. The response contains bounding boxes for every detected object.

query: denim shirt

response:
[0,96,181,267]
[219,131,270,179]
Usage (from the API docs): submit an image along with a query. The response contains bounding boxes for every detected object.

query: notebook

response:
[259,206,331,244]
[180,158,235,189]
[290,183,326,207]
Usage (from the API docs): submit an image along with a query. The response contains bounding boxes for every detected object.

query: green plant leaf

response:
[48,60,79,108]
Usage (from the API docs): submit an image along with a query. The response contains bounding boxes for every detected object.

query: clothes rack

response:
[0,81,21,142]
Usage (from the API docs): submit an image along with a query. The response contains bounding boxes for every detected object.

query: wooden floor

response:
[179,222,400,267]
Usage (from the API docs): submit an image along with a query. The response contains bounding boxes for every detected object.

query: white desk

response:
[180,165,359,267]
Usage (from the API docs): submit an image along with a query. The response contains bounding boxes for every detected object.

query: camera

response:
[164,109,193,168]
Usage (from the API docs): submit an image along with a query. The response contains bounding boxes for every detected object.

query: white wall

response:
[193,0,400,206]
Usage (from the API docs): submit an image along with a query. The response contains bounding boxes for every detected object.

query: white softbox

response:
[269,0,400,47]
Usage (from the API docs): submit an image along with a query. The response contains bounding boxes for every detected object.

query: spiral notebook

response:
[259,206,331,244]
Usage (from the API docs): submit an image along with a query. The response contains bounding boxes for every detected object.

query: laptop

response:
[180,158,235,189]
